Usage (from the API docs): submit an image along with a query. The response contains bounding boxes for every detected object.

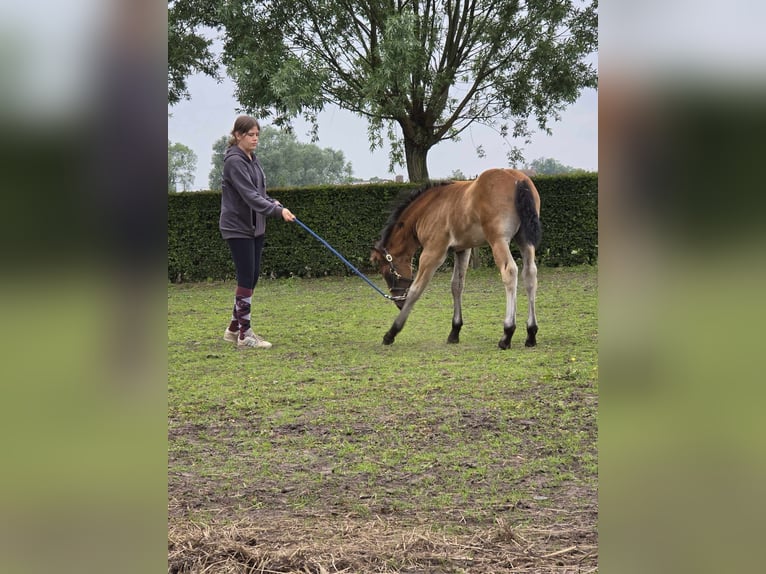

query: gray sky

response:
[168,60,598,191]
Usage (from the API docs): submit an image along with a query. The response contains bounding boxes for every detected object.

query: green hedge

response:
[535,174,599,266]
[168,174,596,282]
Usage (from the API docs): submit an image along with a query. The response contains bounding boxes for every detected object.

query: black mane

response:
[376,180,453,249]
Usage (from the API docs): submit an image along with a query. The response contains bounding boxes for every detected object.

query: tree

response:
[168,0,220,104]
[527,156,587,175]
[168,140,198,192]
[208,136,228,190]
[208,127,353,190]
[213,0,597,181]
[448,169,468,180]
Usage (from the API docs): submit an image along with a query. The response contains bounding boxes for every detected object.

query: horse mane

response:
[376,179,453,248]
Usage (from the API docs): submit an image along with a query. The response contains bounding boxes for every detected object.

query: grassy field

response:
[168,265,598,573]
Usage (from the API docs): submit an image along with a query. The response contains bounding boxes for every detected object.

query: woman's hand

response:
[281,208,296,222]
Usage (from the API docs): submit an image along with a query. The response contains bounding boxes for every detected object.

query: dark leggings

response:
[227,236,265,289]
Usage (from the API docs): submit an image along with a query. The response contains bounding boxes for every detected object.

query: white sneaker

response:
[223,327,239,343]
[237,328,272,349]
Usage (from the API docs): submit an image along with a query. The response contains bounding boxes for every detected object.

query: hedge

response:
[534,174,599,266]
[168,174,596,282]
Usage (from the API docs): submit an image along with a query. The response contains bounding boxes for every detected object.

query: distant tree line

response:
[442,159,593,181]
[169,128,590,191]
[208,126,353,190]
[526,157,591,176]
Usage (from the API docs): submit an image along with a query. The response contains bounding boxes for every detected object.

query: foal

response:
[370,168,541,349]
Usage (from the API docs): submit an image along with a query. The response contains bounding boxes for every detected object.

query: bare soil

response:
[168,409,597,573]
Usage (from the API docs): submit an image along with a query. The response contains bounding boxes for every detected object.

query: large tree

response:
[208,128,353,190]
[214,0,597,181]
[168,1,598,181]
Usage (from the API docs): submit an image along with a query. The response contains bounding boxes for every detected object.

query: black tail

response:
[515,179,542,248]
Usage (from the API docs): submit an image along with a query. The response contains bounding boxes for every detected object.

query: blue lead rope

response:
[293,218,396,301]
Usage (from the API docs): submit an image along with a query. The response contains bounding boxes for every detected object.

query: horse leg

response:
[489,240,518,350]
[383,249,447,345]
[447,249,471,344]
[519,243,539,347]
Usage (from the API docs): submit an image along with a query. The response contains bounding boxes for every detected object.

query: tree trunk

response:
[404,137,430,182]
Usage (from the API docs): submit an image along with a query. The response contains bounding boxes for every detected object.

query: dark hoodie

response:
[219,145,284,239]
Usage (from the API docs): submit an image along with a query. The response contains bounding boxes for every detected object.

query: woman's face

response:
[236,126,259,154]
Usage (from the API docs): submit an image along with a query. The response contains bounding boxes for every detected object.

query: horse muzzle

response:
[392,294,407,310]
[389,283,411,309]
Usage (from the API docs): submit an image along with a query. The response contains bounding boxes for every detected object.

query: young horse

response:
[370,168,541,349]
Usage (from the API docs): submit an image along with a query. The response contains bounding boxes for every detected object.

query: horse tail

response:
[515,179,542,248]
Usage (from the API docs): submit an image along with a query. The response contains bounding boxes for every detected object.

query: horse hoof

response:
[447,335,459,344]
[525,326,538,347]
[498,339,510,350]
[382,335,395,345]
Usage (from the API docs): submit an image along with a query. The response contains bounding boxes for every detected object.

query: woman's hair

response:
[227,115,260,147]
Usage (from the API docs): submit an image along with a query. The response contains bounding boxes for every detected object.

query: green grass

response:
[168,265,597,530]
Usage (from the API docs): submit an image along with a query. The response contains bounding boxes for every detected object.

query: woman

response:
[220,115,296,349]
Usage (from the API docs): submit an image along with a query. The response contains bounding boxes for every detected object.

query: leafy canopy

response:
[168,0,221,105]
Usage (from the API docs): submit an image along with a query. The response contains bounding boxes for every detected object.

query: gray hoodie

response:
[219,145,284,239]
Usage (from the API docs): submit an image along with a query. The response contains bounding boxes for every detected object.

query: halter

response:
[382,248,413,299]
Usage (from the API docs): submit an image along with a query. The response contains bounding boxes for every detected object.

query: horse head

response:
[370,243,413,309]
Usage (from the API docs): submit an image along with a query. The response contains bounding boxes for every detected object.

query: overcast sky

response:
[168,63,598,190]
